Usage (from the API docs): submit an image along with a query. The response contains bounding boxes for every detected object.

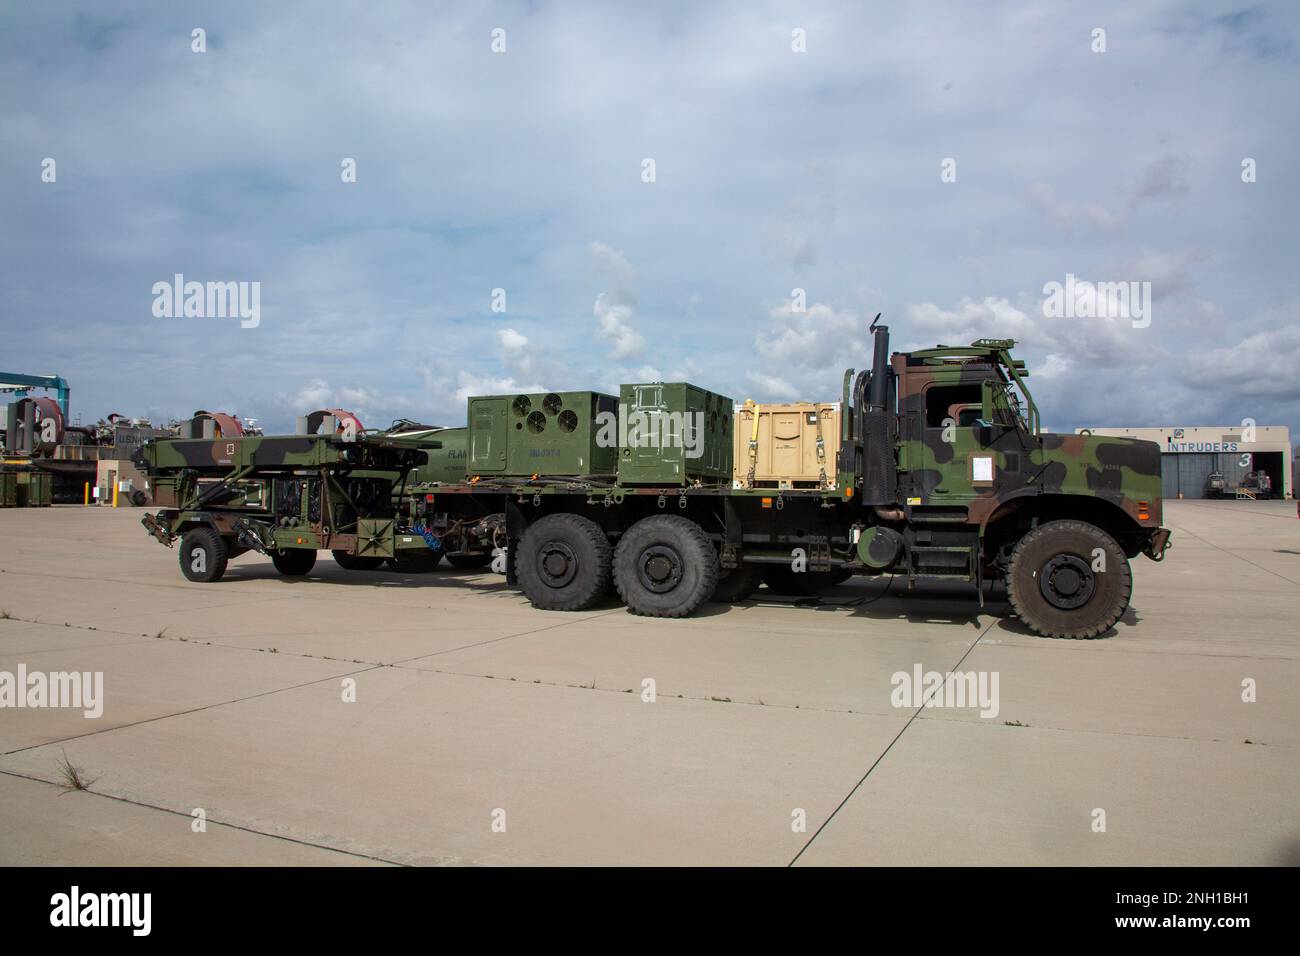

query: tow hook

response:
[233,518,271,555]
[1146,528,1172,562]
[140,513,174,548]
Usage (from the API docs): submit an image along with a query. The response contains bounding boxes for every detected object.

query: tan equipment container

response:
[733,402,840,490]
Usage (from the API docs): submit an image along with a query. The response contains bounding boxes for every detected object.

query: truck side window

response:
[925,385,981,428]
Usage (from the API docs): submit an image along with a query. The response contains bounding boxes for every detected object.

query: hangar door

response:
[1175,455,1211,502]
[1162,452,1255,498]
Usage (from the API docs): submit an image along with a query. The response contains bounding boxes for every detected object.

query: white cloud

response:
[1027,183,1125,234]
[1180,326,1300,400]
[756,300,867,369]
[744,370,800,400]
[588,242,645,360]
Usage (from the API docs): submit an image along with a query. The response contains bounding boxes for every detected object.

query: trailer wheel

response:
[615,515,718,618]
[389,551,444,573]
[517,514,611,610]
[762,566,840,597]
[710,563,762,603]
[1007,519,1131,639]
[332,550,386,571]
[271,549,317,576]
[179,527,228,583]
[446,552,493,570]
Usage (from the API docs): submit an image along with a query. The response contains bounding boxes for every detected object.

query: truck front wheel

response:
[179,528,228,583]
[615,515,718,618]
[1007,520,1131,639]
[517,514,611,611]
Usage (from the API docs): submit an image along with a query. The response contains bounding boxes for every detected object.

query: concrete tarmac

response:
[1,500,1296,865]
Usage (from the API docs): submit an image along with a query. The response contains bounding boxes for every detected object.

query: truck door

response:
[918,382,991,505]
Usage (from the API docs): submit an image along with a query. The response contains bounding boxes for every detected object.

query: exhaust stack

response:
[860,324,896,506]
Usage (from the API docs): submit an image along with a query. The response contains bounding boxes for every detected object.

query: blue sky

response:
[3,1,1298,437]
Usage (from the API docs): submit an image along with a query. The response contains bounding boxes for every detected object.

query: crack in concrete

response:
[787,619,997,866]
[0,767,406,866]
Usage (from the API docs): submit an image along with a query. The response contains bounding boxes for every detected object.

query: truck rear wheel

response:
[711,563,762,603]
[271,549,317,576]
[446,552,493,570]
[333,551,386,571]
[1007,520,1131,638]
[517,513,611,610]
[615,515,718,618]
[179,528,228,583]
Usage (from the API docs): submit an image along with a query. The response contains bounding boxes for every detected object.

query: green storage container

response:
[13,470,52,507]
[31,471,52,506]
[0,471,16,508]
[467,391,618,477]
[617,382,733,486]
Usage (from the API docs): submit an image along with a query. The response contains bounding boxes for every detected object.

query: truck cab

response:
[844,329,1171,638]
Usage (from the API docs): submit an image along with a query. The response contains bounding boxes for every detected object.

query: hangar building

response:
[1074,425,1292,500]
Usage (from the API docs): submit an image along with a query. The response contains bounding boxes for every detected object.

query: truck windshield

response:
[991,371,1028,432]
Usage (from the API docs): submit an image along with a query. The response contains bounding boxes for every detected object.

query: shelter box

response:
[616,383,733,486]
[733,402,840,490]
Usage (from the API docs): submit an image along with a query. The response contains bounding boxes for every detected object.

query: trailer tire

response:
[517,513,611,611]
[1007,519,1131,639]
[446,552,493,570]
[710,563,762,603]
[179,527,228,583]
[271,548,317,576]
[615,515,718,618]
[333,551,386,571]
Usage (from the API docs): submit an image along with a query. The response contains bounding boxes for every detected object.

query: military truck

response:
[1238,469,1273,500]
[135,324,1171,638]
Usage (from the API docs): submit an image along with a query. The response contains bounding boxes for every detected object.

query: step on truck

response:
[135,323,1172,638]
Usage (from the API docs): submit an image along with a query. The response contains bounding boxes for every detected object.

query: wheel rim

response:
[538,541,578,588]
[1038,554,1095,610]
[637,544,684,594]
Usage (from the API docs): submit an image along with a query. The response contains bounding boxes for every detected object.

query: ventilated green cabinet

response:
[467,392,618,477]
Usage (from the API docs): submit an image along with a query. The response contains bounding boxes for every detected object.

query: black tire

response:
[614,515,718,618]
[271,548,317,576]
[333,550,386,571]
[446,552,493,570]
[762,565,839,597]
[1007,519,1131,639]
[517,514,611,610]
[710,563,762,603]
[129,490,148,507]
[179,527,228,583]
[388,551,444,573]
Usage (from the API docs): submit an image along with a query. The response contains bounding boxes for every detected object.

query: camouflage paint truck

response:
[138,430,466,578]
[134,324,1171,638]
